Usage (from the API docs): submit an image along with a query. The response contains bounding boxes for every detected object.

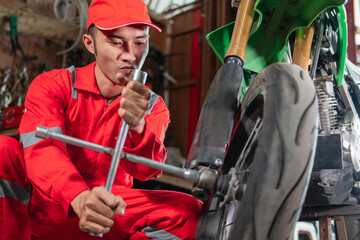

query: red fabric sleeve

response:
[121,97,170,181]
[18,70,90,215]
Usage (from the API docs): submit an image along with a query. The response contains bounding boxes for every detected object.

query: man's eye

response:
[112,42,123,46]
[135,41,146,46]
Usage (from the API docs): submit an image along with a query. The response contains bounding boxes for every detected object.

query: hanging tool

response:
[12,66,29,106]
[8,15,25,58]
[6,15,37,107]
[0,68,12,108]
[7,15,38,61]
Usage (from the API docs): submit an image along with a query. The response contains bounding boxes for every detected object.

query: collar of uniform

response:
[73,62,101,95]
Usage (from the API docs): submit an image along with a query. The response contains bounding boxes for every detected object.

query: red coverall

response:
[0,62,202,240]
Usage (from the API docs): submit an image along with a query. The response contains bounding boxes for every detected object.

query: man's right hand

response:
[70,186,126,234]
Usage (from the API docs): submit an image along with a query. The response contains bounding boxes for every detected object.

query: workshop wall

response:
[163,1,236,158]
[0,0,88,130]
[164,7,201,159]
[1,0,56,18]
[0,30,63,104]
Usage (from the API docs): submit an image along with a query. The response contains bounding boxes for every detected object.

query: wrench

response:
[90,69,148,237]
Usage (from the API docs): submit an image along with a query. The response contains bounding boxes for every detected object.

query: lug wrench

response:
[103,69,147,190]
[35,127,200,183]
[91,69,147,237]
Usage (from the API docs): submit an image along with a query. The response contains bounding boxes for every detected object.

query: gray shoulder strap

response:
[146,89,160,114]
[66,66,78,99]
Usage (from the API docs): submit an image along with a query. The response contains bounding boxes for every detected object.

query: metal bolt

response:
[190,160,198,168]
[214,159,223,166]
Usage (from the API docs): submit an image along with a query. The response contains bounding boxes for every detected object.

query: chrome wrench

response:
[90,69,147,237]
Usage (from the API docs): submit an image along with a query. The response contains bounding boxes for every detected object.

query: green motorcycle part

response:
[206,0,346,77]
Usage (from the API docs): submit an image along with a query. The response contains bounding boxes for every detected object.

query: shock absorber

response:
[314,76,338,132]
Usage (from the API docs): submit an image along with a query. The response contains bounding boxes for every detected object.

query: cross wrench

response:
[92,69,147,237]
[103,69,147,192]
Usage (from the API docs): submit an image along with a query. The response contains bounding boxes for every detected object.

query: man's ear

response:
[83,34,95,55]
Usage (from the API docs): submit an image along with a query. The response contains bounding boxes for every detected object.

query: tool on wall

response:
[0,68,12,108]
[11,65,29,106]
[7,15,38,62]
[0,68,13,129]
[8,15,25,58]
[53,0,88,55]
[0,16,38,129]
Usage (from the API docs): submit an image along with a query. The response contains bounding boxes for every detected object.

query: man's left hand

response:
[118,81,150,133]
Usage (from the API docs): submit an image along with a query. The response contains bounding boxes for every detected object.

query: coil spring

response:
[315,81,338,132]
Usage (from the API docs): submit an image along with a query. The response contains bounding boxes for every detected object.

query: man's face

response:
[92,25,149,86]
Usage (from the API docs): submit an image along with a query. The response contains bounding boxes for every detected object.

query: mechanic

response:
[0,0,202,239]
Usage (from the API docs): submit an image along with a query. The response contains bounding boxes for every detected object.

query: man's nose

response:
[121,45,136,63]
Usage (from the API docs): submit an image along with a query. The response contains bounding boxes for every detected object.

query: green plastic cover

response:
[206,0,346,74]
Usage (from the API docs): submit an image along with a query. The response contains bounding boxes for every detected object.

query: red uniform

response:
[0,62,202,240]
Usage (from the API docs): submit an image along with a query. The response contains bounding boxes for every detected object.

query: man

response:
[0,0,202,239]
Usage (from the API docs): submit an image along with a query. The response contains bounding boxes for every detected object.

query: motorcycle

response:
[186,0,360,239]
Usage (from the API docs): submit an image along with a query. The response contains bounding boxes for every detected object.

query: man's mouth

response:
[118,68,133,78]
[121,65,135,70]
[118,65,135,82]
[121,68,133,74]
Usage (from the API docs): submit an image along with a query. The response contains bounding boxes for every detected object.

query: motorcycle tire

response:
[217,63,318,240]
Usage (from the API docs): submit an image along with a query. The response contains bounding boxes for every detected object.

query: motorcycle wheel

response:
[215,63,318,239]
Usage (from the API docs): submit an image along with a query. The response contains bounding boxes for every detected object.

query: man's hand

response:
[118,80,150,133]
[70,187,126,234]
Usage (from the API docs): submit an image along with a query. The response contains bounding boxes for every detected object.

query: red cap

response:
[87,0,161,32]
